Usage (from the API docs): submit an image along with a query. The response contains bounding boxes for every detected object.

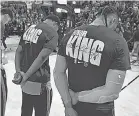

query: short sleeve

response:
[43,34,58,51]
[109,39,131,71]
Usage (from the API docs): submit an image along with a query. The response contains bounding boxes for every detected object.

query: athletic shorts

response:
[21,83,52,116]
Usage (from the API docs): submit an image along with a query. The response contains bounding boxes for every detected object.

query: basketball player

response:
[14,15,60,116]
[54,6,130,116]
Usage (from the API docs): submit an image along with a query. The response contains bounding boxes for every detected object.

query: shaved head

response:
[92,6,119,30]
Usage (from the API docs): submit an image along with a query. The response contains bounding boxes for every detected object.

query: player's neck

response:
[90,18,105,26]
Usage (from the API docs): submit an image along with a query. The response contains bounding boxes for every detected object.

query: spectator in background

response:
[115,25,123,37]
[54,6,130,116]
[131,24,139,65]
[123,24,132,42]
[125,17,131,30]
[14,15,60,116]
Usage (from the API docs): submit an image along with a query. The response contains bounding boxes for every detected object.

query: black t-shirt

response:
[58,25,131,92]
[19,22,58,83]
[58,25,131,113]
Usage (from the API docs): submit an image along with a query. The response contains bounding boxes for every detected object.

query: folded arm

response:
[77,69,126,103]
[24,48,52,81]
[23,35,58,81]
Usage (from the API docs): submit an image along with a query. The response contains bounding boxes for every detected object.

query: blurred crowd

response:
[75,1,139,36]
[1,1,139,51]
[1,1,45,36]
[73,1,139,51]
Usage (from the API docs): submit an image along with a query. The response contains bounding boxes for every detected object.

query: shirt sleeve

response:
[109,39,131,71]
[43,33,58,51]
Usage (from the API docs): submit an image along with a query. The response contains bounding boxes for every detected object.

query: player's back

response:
[21,22,58,70]
[20,22,58,83]
[62,24,128,92]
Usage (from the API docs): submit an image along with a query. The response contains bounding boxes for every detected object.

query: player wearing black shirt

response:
[14,15,60,116]
[54,6,130,116]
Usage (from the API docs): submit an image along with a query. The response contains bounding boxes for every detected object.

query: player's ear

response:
[109,17,116,25]
[53,22,59,31]
[53,22,57,27]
